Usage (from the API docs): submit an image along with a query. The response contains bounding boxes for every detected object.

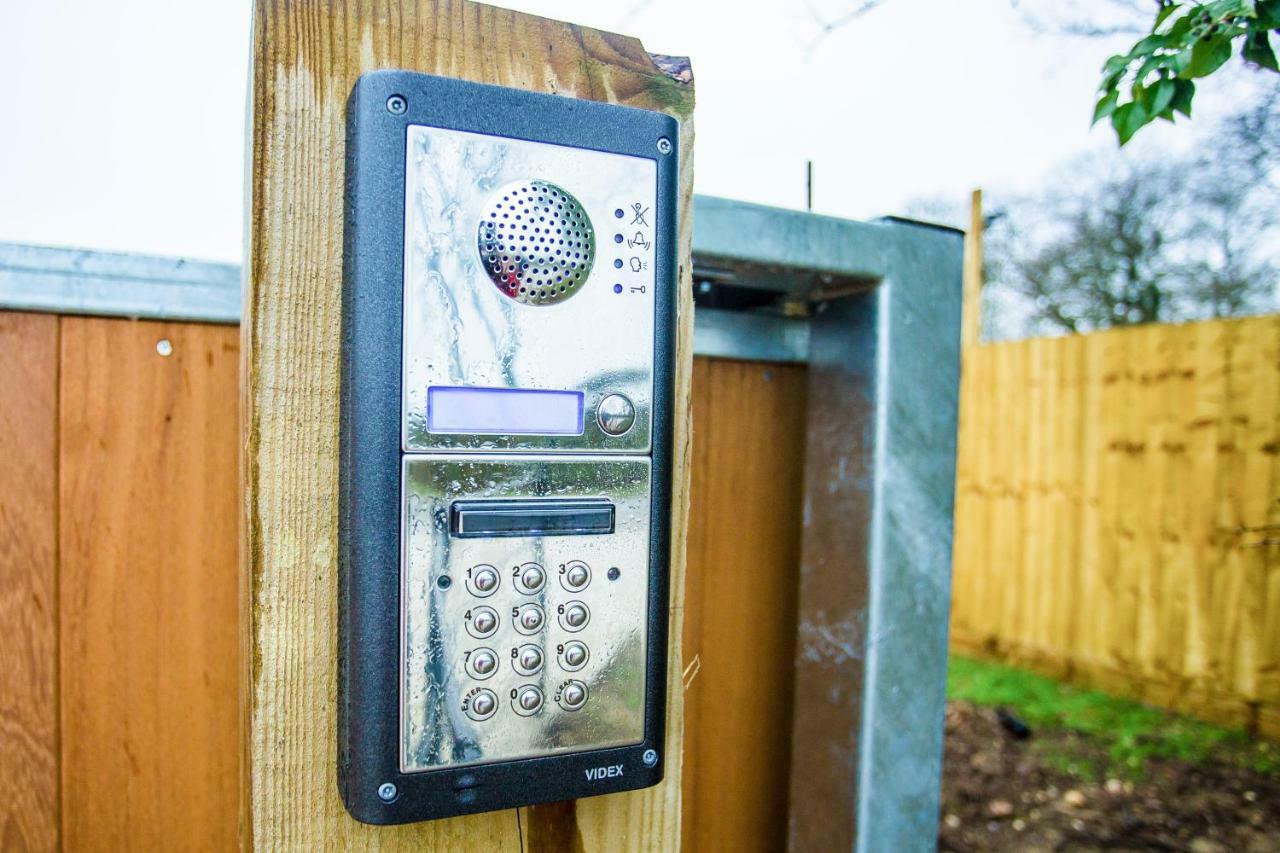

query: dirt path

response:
[939,701,1280,852]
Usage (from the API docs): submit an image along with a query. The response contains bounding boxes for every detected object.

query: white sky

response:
[0,0,1242,263]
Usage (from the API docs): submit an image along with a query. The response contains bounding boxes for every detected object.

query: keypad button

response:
[561,561,591,592]
[514,643,544,675]
[467,606,499,639]
[466,688,498,721]
[468,565,500,597]
[467,647,498,680]
[559,601,590,632]
[515,562,546,594]
[514,603,546,635]
[560,640,589,672]
[513,685,544,717]
[558,679,588,711]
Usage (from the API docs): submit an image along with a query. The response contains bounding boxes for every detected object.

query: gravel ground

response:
[939,701,1280,852]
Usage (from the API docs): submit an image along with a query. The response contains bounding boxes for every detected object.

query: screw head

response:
[656,136,673,155]
[642,748,659,767]
[386,94,407,115]
[156,339,173,357]
[377,782,398,802]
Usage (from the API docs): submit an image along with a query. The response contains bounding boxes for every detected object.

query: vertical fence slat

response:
[0,312,60,852]
[952,314,1280,735]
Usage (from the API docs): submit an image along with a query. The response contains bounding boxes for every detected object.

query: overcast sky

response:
[0,0,1242,263]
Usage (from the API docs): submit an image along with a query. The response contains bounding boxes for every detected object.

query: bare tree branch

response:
[1009,0,1152,39]
[802,0,888,49]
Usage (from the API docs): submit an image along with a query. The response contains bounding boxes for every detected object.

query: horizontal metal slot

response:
[450,498,616,538]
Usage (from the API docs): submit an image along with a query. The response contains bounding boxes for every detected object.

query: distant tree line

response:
[980,87,1278,338]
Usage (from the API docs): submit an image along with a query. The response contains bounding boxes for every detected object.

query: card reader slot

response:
[450,498,616,538]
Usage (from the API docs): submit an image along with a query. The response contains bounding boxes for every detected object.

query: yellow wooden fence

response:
[951,314,1280,738]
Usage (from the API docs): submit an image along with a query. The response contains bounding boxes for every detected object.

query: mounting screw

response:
[155,339,173,357]
[656,137,672,155]
[642,749,659,767]
[377,782,398,802]
[386,94,408,115]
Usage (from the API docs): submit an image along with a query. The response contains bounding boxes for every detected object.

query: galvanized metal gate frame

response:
[0,194,962,851]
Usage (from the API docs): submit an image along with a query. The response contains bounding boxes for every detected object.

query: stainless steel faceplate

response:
[401,455,650,772]
[402,125,659,453]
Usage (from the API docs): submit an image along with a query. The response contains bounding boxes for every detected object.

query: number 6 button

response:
[559,601,590,632]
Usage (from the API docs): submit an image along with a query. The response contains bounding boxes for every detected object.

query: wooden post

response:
[962,188,984,349]
[240,3,694,850]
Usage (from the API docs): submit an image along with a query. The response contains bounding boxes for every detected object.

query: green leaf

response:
[1155,2,1180,28]
[1243,29,1279,70]
[1092,90,1120,124]
[1148,77,1178,115]
[1258,0,1280,27]
[1171,78,1196,117]
[1112,101,1150,145]
[1102,53,1129,76]
[1166,13,1193,40]
[1183,36,1234,77]
[1171,46,1195,74]
[1129,33,1173,57]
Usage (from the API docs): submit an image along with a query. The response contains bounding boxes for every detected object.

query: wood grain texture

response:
[241,2,694,849]
[950,315,1280,738]
[0,312,59,853]
[680,358,807,853]
[59,318,241,851]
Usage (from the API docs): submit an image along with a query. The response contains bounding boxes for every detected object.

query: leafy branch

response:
[1094,0,1280,144]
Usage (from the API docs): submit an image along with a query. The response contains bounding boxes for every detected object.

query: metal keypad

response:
[401,456,650,773]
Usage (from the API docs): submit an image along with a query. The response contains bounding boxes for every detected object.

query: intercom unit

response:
[338,71,678,825]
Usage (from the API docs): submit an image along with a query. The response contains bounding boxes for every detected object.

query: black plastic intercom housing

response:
[337,70,678,825]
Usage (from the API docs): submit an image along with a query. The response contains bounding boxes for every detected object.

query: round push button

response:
[467,606,499,639]
[514,603,546,635]
[560,640,589,672]
[596,394,636,436]
[561,561,591,592]
[558,680,588,711]
[513,685,544,717]
[515,562,546,594]
[467,648,498,680]
[559,601,590,632]
[466,689,498,721]
[514,643,544,675]
[468,565,500,597]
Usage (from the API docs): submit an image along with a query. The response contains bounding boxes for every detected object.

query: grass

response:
[947,655,1280,780]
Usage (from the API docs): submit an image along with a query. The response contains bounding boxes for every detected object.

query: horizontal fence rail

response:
[951,314,1280,737]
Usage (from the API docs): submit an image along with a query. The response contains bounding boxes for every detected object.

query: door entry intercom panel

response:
[403,126,658,454]
[339,70,678,825]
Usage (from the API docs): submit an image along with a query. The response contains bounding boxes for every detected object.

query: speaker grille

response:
[477,180,595,306]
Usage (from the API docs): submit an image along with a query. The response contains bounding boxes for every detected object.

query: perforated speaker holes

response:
[477,180,595,306]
